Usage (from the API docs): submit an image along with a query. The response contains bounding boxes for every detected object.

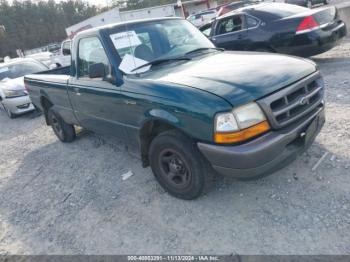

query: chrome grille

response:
[257,72,324,129]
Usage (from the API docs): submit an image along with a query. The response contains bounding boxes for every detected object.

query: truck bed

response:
[25,66,70,84]
[24,65,74,123]
[40,65,70,75]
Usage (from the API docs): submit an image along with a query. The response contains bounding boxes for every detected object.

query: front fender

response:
[147,108,180,125]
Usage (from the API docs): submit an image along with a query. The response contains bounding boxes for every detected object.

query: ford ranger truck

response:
[24,18,325,200]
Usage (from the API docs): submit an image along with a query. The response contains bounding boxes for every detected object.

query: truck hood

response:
[0,77,25,91]
[149,52,317,106]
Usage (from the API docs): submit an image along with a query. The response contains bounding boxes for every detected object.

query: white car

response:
[50,40,71,67]
[187,10,217,27]
[0,58,48,118]
[25,52,53,67]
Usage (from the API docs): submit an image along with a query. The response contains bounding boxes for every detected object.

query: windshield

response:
[0,61,47,81]
[109,19,215,74]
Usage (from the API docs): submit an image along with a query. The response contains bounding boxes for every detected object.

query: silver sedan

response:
[0,58,48,118]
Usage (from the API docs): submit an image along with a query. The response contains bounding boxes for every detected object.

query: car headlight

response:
[4,90,27,98]
[215,102,270,144]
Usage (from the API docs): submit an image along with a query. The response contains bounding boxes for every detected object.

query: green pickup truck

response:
[25,18,325,199]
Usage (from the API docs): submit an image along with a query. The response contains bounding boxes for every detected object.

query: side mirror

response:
[62,48,71,56]
[89,63,106,78]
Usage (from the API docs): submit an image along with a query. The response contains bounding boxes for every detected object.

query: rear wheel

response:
[1,102,14,119]
[149,130,210,200]
[47,108,76,142]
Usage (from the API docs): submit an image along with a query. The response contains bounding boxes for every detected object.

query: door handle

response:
[73,87,81,96]
[237,34,242,40]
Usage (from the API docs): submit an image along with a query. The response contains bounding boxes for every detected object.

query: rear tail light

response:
[296,16,319,34]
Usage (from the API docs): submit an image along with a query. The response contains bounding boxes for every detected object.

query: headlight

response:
[214,102,270,144]
[233,102,267,129]
[4,90,27,98]
[215,113,239,132]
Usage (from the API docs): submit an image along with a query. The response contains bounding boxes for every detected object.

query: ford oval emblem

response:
[299,97,307,105]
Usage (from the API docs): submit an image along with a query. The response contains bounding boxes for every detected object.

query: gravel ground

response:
[0,39,350,255]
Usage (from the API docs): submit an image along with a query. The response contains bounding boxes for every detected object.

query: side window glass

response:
[217,16,243,35]
[78,37,110,78]
[247,16,259,28]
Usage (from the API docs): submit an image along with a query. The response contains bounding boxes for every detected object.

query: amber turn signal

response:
[214,120,270,144]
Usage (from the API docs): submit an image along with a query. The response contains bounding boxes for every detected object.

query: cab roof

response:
[75,17,183,38]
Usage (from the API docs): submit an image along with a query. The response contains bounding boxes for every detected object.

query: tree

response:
[0,0,100,57]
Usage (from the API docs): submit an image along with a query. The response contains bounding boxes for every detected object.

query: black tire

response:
[47,108,76,142]
[149,130,211,200]
[1,102,14,119]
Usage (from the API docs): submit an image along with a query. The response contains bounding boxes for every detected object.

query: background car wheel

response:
[1,102,14,119]
[47,108,76,142]
[149,130,211,200]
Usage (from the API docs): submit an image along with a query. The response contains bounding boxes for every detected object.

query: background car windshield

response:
[109,19,215,65]
[0,61,47,81]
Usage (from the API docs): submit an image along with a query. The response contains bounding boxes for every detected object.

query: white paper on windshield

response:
[119,54,151,74]
[0,67,9,73]
[110,31,142,49]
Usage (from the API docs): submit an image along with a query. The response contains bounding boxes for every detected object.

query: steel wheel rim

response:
[158,148,192,189]
[51,114,63,139]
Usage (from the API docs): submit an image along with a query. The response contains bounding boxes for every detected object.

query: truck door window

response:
[216,15,243,35]
[78,37,111,78]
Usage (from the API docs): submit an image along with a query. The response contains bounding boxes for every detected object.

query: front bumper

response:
[2,95,35,115]
[198,106,325,178]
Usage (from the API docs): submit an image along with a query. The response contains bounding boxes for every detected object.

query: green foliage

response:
[0,0,99,57]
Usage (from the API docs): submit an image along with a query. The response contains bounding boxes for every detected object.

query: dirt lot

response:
[0,39,350,255]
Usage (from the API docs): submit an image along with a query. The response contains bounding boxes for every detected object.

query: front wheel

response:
[149,130,210,200]
[47,108,76,142]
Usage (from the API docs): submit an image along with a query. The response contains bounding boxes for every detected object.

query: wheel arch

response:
[40,95,53,125]
[139,118,193,167]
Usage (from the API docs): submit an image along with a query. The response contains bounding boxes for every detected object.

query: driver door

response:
[68,36,127,139]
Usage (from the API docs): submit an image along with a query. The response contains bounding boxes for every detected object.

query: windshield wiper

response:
[131,57,191,73]
[185,47,224,56]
